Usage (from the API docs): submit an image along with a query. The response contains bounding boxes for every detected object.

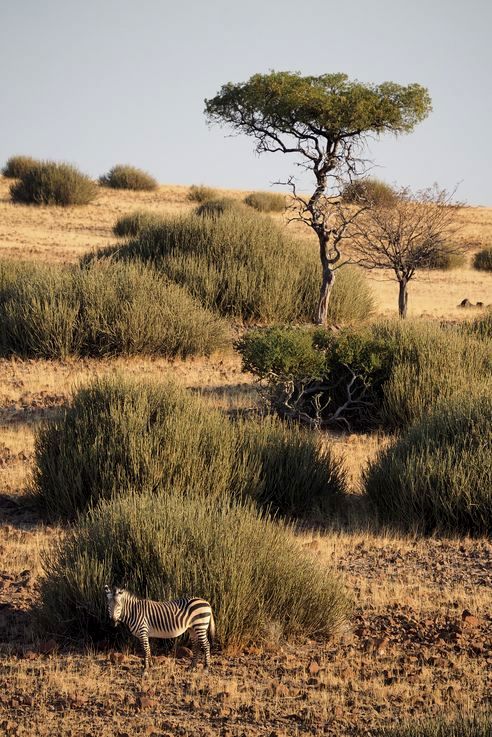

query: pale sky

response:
[1,0,491,204]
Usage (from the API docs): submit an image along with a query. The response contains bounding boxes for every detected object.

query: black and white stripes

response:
[104,585,215,670]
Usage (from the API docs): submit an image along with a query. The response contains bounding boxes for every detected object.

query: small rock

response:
[462,610,479,628]
[137,695,157,709]
[109,652,125,664]
[307,659,320,675]
[458,298,473,308]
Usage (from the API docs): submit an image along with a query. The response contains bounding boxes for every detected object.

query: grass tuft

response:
[99,165,157,191]
[10,161,97,206]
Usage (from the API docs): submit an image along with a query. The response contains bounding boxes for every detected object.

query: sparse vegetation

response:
[113,210,165,237]
[10,161,98,206]
[425,246,467,270]
[365,393,492,535]
[32,375,346,520]
[2,155,39,179]
[473,246,492,271]
[0,260,228,360]
[187,184,218,202]
[341,178,397,207]
[379,714,492,737]
[244,191,285,212]
[465,309,492,339]
[83,211,374,324]
[99,165,158,191]
[39,491,350,646]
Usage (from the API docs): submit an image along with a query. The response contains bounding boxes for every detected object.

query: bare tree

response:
[349,186,462,318]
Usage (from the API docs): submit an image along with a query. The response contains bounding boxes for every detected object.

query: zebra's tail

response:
[208,609,215,645]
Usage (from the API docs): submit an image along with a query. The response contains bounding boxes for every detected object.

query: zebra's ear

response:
[104,584,112,599]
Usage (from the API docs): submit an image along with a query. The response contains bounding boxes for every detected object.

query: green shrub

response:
[2,155,39,179]
[473,247,492,271]
[99,165,157,191]
[32,375,346,521]
[10,161,97,206]
[195,197,244,217]
[425,247,466,270]
[0,260,228,360]
[113,210,165,237]
[238,321,492,432]
[365,393,492,536]
[244,191,285,212]
[83,211,374,324]
[341,178,397,207]
[379,714,492,737]
[187,184,218,203]
[38,492,350,646]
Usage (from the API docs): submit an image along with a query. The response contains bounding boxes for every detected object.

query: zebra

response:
[104,585,215,671]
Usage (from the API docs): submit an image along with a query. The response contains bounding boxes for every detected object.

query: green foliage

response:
[473,247,492,271]
[364,394,492,535]
[238,320,492,432]
[83,211,374,324]
[39,491,351,646]
[10,161,97,206]
[187,184,219,203]
[31,376,346,521]
[99,165,157,191]
[195,197,244,217]
[244,191,285,212]
[379,714,492,737]
[113,210,166,237]
[0,260,228,360]
[205,72,432,148]
[341,178,397,207]
[2,155,39,179]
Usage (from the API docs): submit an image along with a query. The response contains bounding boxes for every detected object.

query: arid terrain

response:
[0,178,491,736]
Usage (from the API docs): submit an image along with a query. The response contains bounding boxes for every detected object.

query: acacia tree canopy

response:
[205,72,432,325]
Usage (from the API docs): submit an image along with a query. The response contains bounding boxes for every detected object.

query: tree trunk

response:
[316,238,335,325]
[398,278,408,318]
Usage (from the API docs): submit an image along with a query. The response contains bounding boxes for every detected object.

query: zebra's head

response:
[104,584,126,626]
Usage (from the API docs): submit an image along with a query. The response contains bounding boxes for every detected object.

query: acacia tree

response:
[349,186,462,318]
[205,72,432,324]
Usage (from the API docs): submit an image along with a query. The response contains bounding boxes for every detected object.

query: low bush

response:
[38,492,351,646]
[2,155,39,179]
[99,165,157,191]
[425,247,466,270]
[83,211,374,324]
[238,321,492,432]
[10,161,97,206]
[364,393,492,536]
[0,260,228,360]
[341,178,397,207]
[244,191,285,212]
[31,376,346,521]
[187,184,218,202]
[473,247,492,271]
[464,310,492,340]
[378,714,492,737]
[195,197,244,217]
[113,210,166,237]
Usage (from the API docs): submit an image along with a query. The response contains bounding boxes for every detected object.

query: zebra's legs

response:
[189,628,200,670]
[138,628,152,670]
[190,626,210,671]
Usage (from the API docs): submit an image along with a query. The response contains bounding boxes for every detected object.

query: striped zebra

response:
[104,585,215,671]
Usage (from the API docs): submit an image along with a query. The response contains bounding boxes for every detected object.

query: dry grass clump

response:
[195,197,245,217]
[83,211,374,324]
[341,178,397,207]
[379,714,492,737]
[0,259,228,360]
[38,491,350,646]
[31,375,346,521]
[364,393,492,535]
[473,246,492,271]
[425,247,467,270]
[464,309,492,340]
[187,184,218,202]
[10,161,98,206]
[113,210,166,237]
[99,165,157,191]
[243,191,286,212]
[2,154,39,179]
